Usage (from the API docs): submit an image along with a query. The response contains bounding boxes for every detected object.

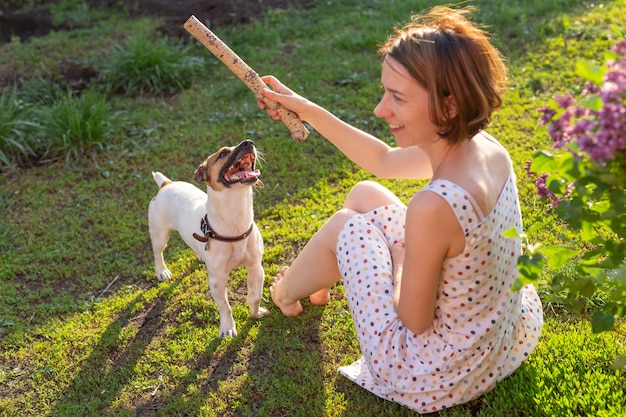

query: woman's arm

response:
[260,75,433,180]
[391,191,463,335]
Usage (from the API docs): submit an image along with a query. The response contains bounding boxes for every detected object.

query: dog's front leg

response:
[246,264,269,318]
[208,272,237,338]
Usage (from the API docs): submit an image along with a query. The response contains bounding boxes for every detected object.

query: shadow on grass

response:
[130,300,327,416]
[248,305,328,416]
[43,276,181,417]
[132,322,252,416]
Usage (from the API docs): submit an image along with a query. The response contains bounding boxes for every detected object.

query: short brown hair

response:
[378,5,507,144]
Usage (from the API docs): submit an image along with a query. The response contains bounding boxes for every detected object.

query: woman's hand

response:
[258,75,311,121]
[391,239,406,279]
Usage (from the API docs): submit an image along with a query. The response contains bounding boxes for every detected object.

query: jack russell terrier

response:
[148,139,268,338]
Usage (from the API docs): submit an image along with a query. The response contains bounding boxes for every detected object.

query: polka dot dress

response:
[337,176,543,414]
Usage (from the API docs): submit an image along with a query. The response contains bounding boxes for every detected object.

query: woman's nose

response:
[373,94,389,118]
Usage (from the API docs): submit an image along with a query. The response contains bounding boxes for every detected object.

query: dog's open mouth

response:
[223,152,260,185]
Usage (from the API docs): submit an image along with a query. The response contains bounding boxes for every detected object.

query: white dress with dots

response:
[337,175,543,414]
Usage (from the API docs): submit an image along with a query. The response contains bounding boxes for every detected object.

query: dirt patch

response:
[0,0,315,42]
[0,0,315,90]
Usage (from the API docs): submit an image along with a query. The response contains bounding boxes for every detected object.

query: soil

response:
[0,0,315,89]
[0,0,316,41]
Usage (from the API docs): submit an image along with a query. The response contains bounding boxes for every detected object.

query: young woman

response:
[259,5,543,413]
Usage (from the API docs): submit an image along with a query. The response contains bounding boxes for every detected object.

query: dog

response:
[148,139,268,338]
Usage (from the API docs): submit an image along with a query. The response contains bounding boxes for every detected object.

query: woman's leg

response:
[343,180,404,212]
[271,181,403,316]
[270,208,355,316]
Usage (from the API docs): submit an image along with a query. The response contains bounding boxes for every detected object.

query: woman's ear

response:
[445,95,458,119]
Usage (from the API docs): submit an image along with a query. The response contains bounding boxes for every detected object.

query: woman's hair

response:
[378,5,507,144]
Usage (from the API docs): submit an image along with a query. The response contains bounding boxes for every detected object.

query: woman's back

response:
[436,131,513,219]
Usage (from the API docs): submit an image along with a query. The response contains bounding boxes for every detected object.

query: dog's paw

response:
[219,327,237,339]
[218,315,238,338]
[156,268,172,282]
[251,306,270,318]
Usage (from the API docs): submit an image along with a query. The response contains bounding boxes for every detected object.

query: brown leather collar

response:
[192,214,253,249]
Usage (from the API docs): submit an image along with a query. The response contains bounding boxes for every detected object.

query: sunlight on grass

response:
[1,0,625,416]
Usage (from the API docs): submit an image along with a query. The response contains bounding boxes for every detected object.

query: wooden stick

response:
[183,15,309,142]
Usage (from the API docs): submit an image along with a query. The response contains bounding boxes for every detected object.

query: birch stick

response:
[183,15,309,142]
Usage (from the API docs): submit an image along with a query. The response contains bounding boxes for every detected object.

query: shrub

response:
[0,88,39,167]
[516,37,626,369]
[39,89,112,163]
[18,76,67,106]
[97,36,205,96]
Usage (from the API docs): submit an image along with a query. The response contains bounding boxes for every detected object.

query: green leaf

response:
[580,219,598,242]
[612,265,626,283]
[569,277,595,297]
[610,24,624,37]
[502,227,521,239]
[555,150,580,179]
[514,253,544,290]
[580,94,602,112]
[556,199,583,230]
[539,245,578,269]
[590,312,615,333]
[612,355,626,370]
[530,150,555,174]
[576,59,604,85]
[598,172,623,186]
[526,222,546,235]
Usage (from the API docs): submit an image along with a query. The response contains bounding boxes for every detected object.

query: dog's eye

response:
[218,151,230,159]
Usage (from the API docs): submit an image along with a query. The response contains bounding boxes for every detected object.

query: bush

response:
[0,88,39,167]
[39,89,112,163]
[97,36,205,96]
[517,37,626,369]
[18,76,66,106]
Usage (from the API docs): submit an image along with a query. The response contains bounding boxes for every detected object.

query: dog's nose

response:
[241,139,254,147]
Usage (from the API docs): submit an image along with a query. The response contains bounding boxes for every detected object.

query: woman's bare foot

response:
[270,267,304,316]
[309,288,330,305]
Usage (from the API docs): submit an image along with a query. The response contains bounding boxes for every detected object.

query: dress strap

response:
[422,179,482,237]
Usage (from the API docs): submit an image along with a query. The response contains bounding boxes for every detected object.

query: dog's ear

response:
[254,179,264,188]
[194,164,208,184]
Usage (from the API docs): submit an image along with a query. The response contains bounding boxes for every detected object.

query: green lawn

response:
[0,0,625,416]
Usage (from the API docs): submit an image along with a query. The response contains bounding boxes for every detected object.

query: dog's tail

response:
[152,172,172,189]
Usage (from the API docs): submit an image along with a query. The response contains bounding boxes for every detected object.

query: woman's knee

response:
[317,208,357,246]
[343,180,402,212]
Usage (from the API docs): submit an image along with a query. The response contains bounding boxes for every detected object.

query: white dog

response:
[148,139,268,338]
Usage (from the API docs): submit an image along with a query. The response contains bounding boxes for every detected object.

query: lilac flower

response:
[613,39,626,56]
[583,81,600,96]
[534,173,552,198]
[539,40,626,163]
[554,93,575,108]
[524,160,533,177]
[538,105,556,125]
[531,172,574,208]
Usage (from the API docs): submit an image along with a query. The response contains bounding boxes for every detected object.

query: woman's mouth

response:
[389,124,404,133]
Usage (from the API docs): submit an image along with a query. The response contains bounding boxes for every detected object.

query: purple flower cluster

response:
[538,40,626,163]
[524,161,573,208]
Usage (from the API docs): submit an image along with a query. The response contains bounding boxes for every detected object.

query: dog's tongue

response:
[237,169,260,181]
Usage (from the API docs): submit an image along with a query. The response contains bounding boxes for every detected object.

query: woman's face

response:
[374,57,440,148]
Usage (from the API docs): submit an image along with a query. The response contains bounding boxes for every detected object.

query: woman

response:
[259,5,543,413]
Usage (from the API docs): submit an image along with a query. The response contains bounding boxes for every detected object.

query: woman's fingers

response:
[259,76,288,120]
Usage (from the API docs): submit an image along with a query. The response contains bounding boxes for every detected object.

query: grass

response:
[40,89,112,162]
[97,36,205,96]
[0,88,38,166]
[0,0,625,416]
[0,33,204,166]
